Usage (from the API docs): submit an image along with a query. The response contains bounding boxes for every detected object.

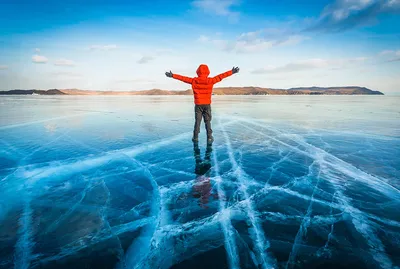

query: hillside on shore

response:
[0,86,384,95]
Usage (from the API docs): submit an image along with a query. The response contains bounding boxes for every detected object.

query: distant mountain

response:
[59,88,188,95]
[0,89,66,95]
[287,87,384,95]
[0,86,384,95]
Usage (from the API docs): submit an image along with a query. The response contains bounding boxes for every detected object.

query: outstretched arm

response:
[165,70,193,84]
[173,74,194,84]
[211,66,239,84]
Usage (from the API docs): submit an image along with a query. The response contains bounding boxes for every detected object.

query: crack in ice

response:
[0,113,91,130]
[14,197,36,269]
[237,118,398,269]
[237,118,400,200]
[285,161,322,269]
[220,120,276,269]
[212,144,240,269]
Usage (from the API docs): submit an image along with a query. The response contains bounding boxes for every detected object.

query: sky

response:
[0,0,399,94]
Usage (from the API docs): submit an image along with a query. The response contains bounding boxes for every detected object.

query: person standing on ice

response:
[165,64,240,144]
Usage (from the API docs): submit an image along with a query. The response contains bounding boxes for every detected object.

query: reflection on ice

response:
[0,96,399,269]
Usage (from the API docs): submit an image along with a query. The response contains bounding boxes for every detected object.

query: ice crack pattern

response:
[0,96,399,269]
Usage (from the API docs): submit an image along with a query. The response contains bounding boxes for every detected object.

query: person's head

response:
[196,64,210,78]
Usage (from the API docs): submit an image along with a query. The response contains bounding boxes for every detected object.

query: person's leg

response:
[193,105,202,141]
[203,105,213,142]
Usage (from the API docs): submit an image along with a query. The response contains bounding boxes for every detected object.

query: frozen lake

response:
[0,95,399,269]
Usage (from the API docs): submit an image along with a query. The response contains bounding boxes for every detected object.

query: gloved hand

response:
[165,71,173,78]
[232,67,240,74]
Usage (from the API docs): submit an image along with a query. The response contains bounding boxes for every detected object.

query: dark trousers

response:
[193,104,212,138]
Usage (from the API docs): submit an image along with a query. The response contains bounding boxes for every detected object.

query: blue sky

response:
[0,0,399,94]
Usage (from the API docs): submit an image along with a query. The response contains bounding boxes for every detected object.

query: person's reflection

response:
[192,142,214,209]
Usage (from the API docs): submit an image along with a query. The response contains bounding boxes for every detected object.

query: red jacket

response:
[172,64,233,105]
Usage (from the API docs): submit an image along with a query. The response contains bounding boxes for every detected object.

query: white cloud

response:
[252,57,367,74]
[198,35,209,42]
[378,49,400,56]
[0,65,8,70]
[192,0,240,20]
[137,56,154,64]
[32,54,48,64]
[114,79,156,84]
[308,0,400,32]
[382,49,400,55]
[54,59,76,66]
[51,71,83,79]
[378,49,400,61]
[327,0,373,21]
[199,29,308,53]
[154,49,174,55]
[380,50,395,55]
[385,0,400,9]
[89,44,118,51]
[278,35,307,46]
[198,36,228,49]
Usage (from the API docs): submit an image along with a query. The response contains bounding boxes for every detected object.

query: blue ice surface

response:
[0,95,399,269]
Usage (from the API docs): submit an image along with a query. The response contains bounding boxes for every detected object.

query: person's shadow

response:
[192,142,217,209]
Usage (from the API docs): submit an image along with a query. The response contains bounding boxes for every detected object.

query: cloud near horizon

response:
[32,55,48,64]
[251,57,368,74]
[54,59,76,66]
[114,79,156,84]
[137,56,154,64]
[0,65,8,70]
[50,71,83,79]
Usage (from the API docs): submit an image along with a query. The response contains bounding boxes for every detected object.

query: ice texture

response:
[0,95,399,269]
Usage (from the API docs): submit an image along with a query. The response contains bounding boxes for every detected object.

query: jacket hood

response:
[196,64,210,77]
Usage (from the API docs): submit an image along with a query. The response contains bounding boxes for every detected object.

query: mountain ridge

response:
[0,86,384,95]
